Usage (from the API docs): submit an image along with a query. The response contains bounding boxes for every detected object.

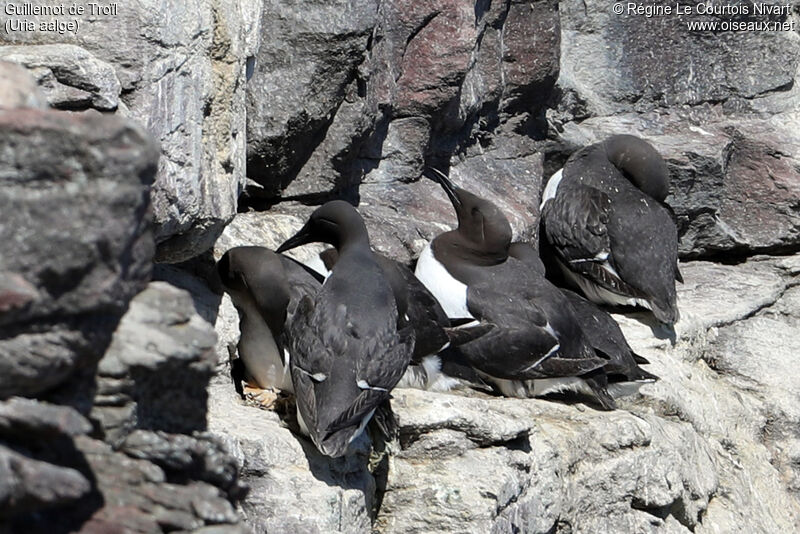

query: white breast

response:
[414,243,473,320]
[235,296,294,393]
[395,355,461,392]
[301,254,330,279]
[540,168,564,210]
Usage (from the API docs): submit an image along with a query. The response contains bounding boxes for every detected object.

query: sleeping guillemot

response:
[217,246,321,407]
[276,200,414,457]
[415,169,622,409]
[509,241,659,397]
[540,134,681,325]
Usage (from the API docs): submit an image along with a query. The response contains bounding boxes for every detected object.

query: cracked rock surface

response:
[0,0,265,262]
[0,65,246,532]
[209,254,800,533]
[2,0,800,532]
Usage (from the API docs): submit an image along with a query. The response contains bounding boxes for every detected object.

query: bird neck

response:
[337,232,370,257]
[433,231,508,273]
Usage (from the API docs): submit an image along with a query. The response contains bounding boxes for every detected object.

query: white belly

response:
[557,258,652,311]
[485,374,592,399]
[301,253,330,279]
[414,243,473,320]
[236,298,293,393]
[395,355,461,392]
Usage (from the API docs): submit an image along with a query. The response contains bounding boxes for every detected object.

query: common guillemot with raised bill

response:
[415,169,619,409]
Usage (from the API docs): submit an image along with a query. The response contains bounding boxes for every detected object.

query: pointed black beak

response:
[276,223,314,253]
[214,251,232,294]
[425,167,462,210]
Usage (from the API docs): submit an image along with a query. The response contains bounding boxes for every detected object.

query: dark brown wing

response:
[543,183,612,264]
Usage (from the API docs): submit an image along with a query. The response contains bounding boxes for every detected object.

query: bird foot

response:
[243,383,293,413]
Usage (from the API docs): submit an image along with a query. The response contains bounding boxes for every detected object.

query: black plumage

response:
[319,246,487,391]
[561,289,657,384]
[415,170,618,408]
[321,248,451,363]
[277,201,414,457]
[541,134,681,324]
[217,246,320,394]
[509,242,659,390]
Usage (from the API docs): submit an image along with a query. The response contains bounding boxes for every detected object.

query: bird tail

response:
[370,399,398,442]
[444,320,495,347]
[583,371,617,411]
[629,366,659,383]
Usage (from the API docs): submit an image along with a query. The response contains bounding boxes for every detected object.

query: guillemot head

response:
[217,247,291,334]
[277,200,369,253]
[217,249,243,293]
[218,247,277,295]
[426,168,512,258]
[603,134,670,202]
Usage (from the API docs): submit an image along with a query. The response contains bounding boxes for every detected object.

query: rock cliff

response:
[1,0,799,532]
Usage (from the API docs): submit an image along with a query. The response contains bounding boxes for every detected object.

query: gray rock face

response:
[244,0,559,220]
[70,282,246,532]
[380,392,718,534]
[1,281,247,531]
[0,400,93,518]
[0,443,92,519]
[0,397,92,438]
[209,254,800,533]
[0,44,121,110]
[557,0,800,117]
[0,66,245,530]
[0,0,265,262]
[0,60,47,108]
[0,107,157,399]
[92,282,218,445]
[71,436,244,534]
[246,0,379,197]
[209,383,376,534]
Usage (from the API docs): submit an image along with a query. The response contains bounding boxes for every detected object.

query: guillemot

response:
[509,241,659,398]
[540,134,682,324]
[217,246,321,407]
[316,247,475,392]
[276,200,414,457]
[415,169,618,408]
